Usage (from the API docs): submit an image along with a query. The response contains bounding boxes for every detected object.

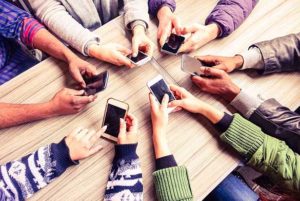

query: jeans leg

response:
[204,173,259,201]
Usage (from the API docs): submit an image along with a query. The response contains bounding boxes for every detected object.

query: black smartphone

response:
[83,71,109,95]
[161,33,185,55]
[147,75,176,102]
[102,98,129,142]
[127,51,151,66]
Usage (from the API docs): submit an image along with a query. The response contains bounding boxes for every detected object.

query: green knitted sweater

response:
[153,166,193,201]
[221,114,300,192]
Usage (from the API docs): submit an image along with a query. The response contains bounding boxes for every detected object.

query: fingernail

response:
[102,125,107,130]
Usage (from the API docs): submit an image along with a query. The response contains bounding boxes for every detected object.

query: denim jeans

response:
[204,173,260,201]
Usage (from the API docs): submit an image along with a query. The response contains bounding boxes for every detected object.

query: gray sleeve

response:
[239,47,264,70]
[27,0,100,55]
[124,0,150,30]
[230,90,265,118]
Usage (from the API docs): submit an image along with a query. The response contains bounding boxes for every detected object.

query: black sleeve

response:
[155,155,177,170]
[214,113,234,133]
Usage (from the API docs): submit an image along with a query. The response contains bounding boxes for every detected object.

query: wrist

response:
[157,6,172,21]
[41,101,59,118]
[207,23,220,40]
[233,55,244,70]
[133,25,146,35]
[88,44,101,59]
[223,85,241,102]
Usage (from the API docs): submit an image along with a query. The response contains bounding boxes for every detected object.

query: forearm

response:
[32,29,77,64]
[124,0,149,29]
[0,102,55,129]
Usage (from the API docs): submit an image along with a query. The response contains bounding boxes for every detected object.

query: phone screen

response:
[103,104,127,137]
[162,34,185,54]
[150,79,175,103]
[129,52,148,63]
[84,71,109,95]
[181,55,206,76]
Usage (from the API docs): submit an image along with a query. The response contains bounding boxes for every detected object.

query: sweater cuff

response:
[114,144,138,161]
[153,166,193,201]
[156,155,177,170]
[230,90,265,118]
[214,113,233,133]
[51,138,79,176]
[220,114,264,160]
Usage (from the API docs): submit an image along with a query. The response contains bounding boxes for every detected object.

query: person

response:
[149,0,258,53]
[21,0,166,68]
[167,85,300,199]
[0,1,97,129]
[190,33,300,154]
[0,127,104,200]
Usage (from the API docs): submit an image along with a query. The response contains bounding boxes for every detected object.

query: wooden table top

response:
[1,0,300,200]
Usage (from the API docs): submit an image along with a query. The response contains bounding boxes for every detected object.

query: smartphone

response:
[83,71,109,95]
[102,98,129,142]
[127,51,151,66]
[147,75,176,112]
[181,54,207,76]
[161,33,185,55]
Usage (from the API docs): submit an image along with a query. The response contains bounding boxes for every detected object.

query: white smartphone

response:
[181,54,207,76]
[128,51,151,66]
[161,33,185,55]
[147,75,176,112]
[102,98,129,142]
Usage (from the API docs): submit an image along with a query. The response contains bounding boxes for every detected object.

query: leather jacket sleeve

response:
[251,33,300,75]
[249,98,300,154]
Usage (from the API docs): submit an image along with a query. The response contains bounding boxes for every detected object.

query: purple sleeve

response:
[148,0,176,16]
[205,0,258,38]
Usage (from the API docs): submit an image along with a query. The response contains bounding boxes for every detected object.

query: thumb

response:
[173,17,182,34]
[199,67,225,78]
[71,68,86,88]
[159,24,171,47]
[132,38,139,57]
[168,99,183,108]
[118,118,126,136]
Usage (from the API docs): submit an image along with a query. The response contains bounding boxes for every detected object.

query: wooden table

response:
[1,0,300,200]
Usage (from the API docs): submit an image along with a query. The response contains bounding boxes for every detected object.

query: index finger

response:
[72,95,94,105]
[116,52,134,68]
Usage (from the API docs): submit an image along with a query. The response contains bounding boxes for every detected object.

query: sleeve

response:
[0,1,44,47]
[124,0,150,30]
[220,114,300,192]
[230,90,265,118]
[27,0,100,55]
[205,0,258,38]
[104,144,143,200]
[249,98,300,154]
[239,47,264,70]
[153,166,193,201]
[0,138,78,200]
[155,155,177,171]
[251,33,300,75]
[148,0,176,16]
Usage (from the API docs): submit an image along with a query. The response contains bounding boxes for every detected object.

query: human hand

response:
[65,127,104,161]
[149,93,169,135]
[49,88,96,115]
[118,114,139,145]
[178,23,220,53]
[191,67,241,102]
[168,85,208,114]
[195,55,244,73]
[132,25,154,57]
[88,43,134,68]
[68,56,98,88]
[157,6,181,47]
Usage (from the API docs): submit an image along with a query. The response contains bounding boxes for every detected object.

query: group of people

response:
[0,0,299,200]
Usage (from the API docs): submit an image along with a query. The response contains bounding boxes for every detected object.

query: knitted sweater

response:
[104,144,143,200]
[0,139,77,200]
[221,114,300,192]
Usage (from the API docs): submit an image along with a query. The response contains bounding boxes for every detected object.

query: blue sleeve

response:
[148,0,176,16]
[0,138,77,200]
[104,144,143,200]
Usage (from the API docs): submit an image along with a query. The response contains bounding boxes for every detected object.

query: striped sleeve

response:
[0,139,77,200]
[21,18,45,47]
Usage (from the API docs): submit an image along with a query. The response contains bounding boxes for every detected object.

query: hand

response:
[65,127,104,161]
[149,93,169,134]
[168,85,208,114]
[68,56,98,88]
[191,67,241,102]
[132,25,154,57]
[118,114,139,144]
[178,23,220,53]
[157,6,181,46]
[195,55,244,73]
[49,88,96,116]
[88,43,134,68]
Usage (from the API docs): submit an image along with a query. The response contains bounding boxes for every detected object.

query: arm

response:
[149,94,193,201]
[205,0,258,38]
[27,0,100,55]
[104,115,143,200]
[148,0,176,16]
[0,139,77,200]
[124,0,150,30]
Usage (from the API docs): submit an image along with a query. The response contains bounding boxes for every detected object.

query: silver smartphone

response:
[181,54,207,76]
[127,51,151,66]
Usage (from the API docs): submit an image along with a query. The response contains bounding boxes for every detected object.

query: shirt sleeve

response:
[0,138,77,200]
[148,0,176,16]
[104,144,143,200]
[239,47,264,70]
[205,0,258,38]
